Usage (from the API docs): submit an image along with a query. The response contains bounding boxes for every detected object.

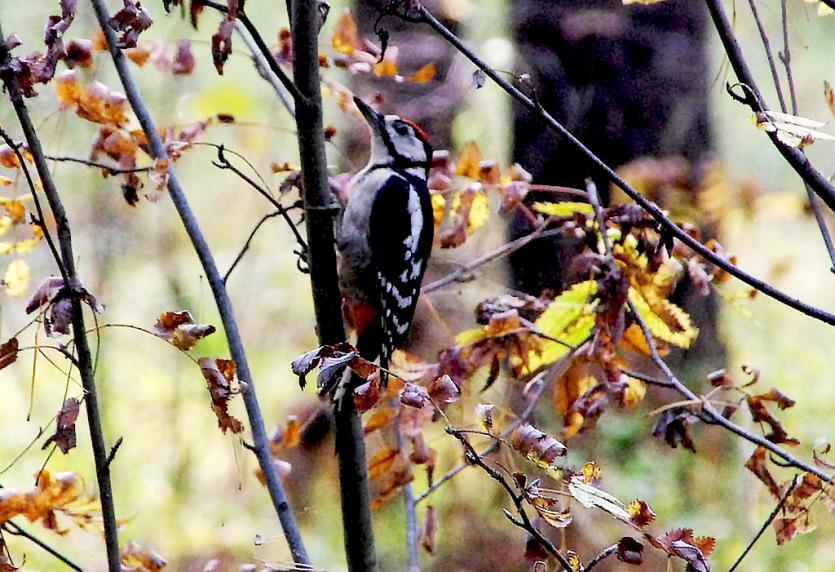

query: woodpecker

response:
[337,96,434,387]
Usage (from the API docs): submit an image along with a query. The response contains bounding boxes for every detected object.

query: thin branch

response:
[727,475,800,572]
[423,224,564,294]
[233,19,295,118]
[395,415,419,570]
[209,144,308,255]
[0,23,121,570]
[224,211,284,283]
[775,0,835,272]
[399,3,835,327]
[87,0,310,564]
[193,0,305,104]
[3,522,82,571]
[746,0,787,112]
[45,155,152,175]
[705,0,835,212]
[584,544,618,571]
[416,366,553,504]
[290,0,377,568]
[446,427,573,572]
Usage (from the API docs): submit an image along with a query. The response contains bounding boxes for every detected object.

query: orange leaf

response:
[454,141,481,179]
[332,9,358,55]
[368,447,399,480]
[408,63,436,84]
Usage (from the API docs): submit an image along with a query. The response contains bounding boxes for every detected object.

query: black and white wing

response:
[368,172,434,374]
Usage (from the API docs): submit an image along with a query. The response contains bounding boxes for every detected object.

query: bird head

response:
[354,96,432,177]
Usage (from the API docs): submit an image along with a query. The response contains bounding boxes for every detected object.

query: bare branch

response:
[289,0,377,569]
[446,427,573,572]
[728,475,800,572]
[87,0,310,564]
[0,22,121,570]
[705,0,835,212]
[3,521,82,571]
[46,155,152,175]
[584,544,618,571]
[224,211,284,283]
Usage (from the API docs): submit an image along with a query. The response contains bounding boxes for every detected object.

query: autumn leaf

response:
[198,357,244,434]
[364,407,397,435]
[454,141,481,179]
[108,0,153,48]
[652,406,698,452]
[368,447,400,481]
[532,201,594,217]
[291,342,377,393]
[55,70,81,105]
[617,537,644,565]
[3,259,31,297]
[120,540,167,571]
[152,311,216,350]
[746,388,798,445]
[626,499,656,528]
[0,471,101,532]
[42,398,80,454]
[650,529,714,572]
[0,338,18,371]
[408,62,436,84]
[510,423,567,471]
[420,505,436,554]
[76,81,130,126]
[332,9,358,55]
[754,110,835,148]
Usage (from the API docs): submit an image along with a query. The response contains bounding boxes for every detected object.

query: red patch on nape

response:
[400,119,430,145]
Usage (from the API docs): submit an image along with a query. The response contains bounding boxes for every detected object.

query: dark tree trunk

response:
[509,0,724,371]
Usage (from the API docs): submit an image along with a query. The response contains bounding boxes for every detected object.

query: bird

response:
[336,96,434,390]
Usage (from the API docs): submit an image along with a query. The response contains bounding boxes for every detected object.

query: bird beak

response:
[354,96,385,133]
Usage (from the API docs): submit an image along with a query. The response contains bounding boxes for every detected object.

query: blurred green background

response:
[0,1,834,570]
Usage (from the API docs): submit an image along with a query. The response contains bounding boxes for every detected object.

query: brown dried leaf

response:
[368,447,399,480]
[363,408,397,435]
[64,38,93,68]
[108,0,153,48]
[0,338,18,371]
[510,423,567,470]
[617,537,644,565]
[42,398,80,454]
[652,406,697,452]
[745,446,781,498]
[198,357,244,434]
[408,62,436,84]
[172,40,195,75]
[826,80,835,117]
[427,374,460,404]
[400,383,429,409]
[211,17,234,74]
[746,388,798,445]
[153,310,216,350]
[626,499,656,528]
[650,529,713,572]
[420,505,435,554]
[291,342,377,392]
[76,81,129,126]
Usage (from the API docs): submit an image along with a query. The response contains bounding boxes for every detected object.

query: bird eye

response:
[394,122,410,136]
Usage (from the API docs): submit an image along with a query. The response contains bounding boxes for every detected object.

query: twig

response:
[423,225,563,294]
[584,544,618,571]
[87,0,310,564]
[193,0,304,104]
[705,0,835,212]
[209,144,308,257]
[446,427,573,572]
[416,366,553,504]
[775,0,835,273]
[104,436,123,470]
[45,155,152,175]
[727,475,800,572]
[291,0,378,568]
[224,211,284,283]
[0,23,121,570]
[395,414,419,570]
[233,19,295,118]
[3,521,82,571]
[401,3,835,327]
[746,0,787,112]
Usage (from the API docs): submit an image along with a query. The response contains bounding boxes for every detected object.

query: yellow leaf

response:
[0,175,12,186]
[373,57,398,78]
[467,190,489,232]
[528,280,597,372]
[454,141,481,179]
[332,9,358,55]
[628,287,698,349]
[3,259,31,297]
[55,70,80,106]
[532,201,593,217]
[13,225,44,254]
[454,326,487,346]
[430,193,445,228]
[408,62,436,84]
[623,377,646,408]
[0,216,12,237]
